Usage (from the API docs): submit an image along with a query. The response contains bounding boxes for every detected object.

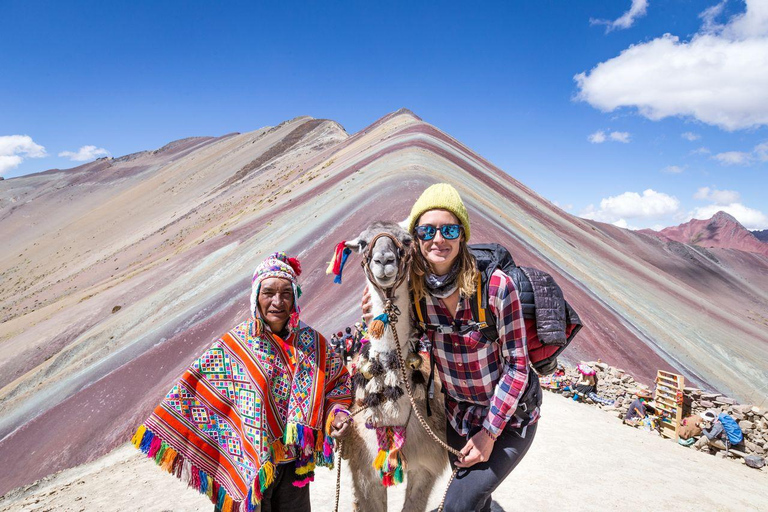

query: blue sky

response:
[1,0,766,230]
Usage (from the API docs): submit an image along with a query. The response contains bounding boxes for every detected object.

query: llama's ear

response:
[345,238,367,253]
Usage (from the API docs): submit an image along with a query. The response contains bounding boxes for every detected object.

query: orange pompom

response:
[369,319,386,339]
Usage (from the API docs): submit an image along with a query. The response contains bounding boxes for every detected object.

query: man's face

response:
[257,277,294,332]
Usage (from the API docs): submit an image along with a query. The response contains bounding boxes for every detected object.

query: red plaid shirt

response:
[418,269,539,437]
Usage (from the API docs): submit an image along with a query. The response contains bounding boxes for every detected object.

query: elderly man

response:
[133,252,352,512]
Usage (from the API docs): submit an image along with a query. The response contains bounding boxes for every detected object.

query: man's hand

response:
[455,429,495,468]
[330,410,352,439]
[361,287,373,324]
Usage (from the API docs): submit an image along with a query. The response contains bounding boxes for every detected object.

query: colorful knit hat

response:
[250,251,303,328]
[407,183,471,241]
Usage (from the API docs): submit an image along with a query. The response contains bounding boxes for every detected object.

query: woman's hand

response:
[361,286,373,324]
[330,410,352,439]
[455,429,495,468]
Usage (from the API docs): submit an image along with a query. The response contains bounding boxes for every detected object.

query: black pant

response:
[443,421,538,512]
[258,461,311,512]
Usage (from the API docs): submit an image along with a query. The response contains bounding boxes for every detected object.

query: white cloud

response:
[681,132,701,141]
[754,141,768,161]
[711,140,768,165]
[0,135,47,176]
[694,186,741,205]
[591,0,649,33]
[58,145,111,162]
[610,131,631,143]
[712,151,753,166]
[663,165,685,174]
[588,129,631,143]
[580,189,681,228]
[575,0,768,131]
[690,203,768,230]
[588,130,607,143]
[690,147,711,155]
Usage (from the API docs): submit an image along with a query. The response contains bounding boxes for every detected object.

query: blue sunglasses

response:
[414,224,463,241]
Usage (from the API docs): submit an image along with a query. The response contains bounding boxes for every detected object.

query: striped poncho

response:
[132,319,351,511]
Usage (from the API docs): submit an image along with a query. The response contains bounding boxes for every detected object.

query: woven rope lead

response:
[334,440,343,512]
[437,468,460,512]
[332,404,371,512]
[388,299,463,459]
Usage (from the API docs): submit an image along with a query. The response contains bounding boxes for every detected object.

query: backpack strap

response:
[414,275,495,336]
[469,272,499,342]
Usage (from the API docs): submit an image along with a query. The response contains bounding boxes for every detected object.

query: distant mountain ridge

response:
[753,229,768,243]
[639,211,768,257]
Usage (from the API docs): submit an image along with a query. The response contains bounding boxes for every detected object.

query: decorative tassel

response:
[215,486,226,512]
[289,311,300,331]
[327,242,345,276]
[394,464,404,484]
[284,422,298,445]
[295,460,316,475]
[272,439,287,462]
[373,449,387,471]
[293,473,314,487]
[287,257,302,276]
[369,313,389,338]
[251,474,263,503]
[323,435,334,459]
[131,425,147,448]
[303,427,315,455]
[259,461,276,493]
[154,442,168,464]
[222,496,233,512]
[139,430,154,454]
[333,248,352,284]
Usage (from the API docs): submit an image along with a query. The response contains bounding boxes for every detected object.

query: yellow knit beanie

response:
[408,183,470,241]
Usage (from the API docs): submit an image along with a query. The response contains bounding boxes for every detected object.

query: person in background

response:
[570,364,614,405]
[342,326,354,362]
[623,390,651,426]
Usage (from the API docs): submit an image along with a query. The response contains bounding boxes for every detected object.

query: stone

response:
[745,440,765,455]
[739,420,754,430]
[732,413,745,421]
[701,393,721,400]
[734,404,752,415]
[715,397,735,405]
[700,400,714,408]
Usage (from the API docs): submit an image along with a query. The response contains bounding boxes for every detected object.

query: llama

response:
[340,221,448,512]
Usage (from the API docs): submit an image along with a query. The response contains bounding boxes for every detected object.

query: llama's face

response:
[346,221,412,289]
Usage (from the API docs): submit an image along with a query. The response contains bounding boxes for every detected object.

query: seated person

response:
[571,364,614,405]
[624,390,651,426]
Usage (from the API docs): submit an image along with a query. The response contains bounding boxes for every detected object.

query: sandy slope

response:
[2,392,765,512]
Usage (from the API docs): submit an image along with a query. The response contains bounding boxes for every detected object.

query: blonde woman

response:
[364,184,541,512]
